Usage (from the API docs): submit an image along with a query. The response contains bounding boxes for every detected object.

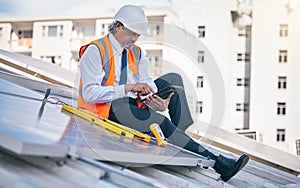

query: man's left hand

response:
[144,92,174,112]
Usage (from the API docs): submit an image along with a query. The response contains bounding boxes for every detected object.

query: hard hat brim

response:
[126,25,149,36]
[115,18,149,36]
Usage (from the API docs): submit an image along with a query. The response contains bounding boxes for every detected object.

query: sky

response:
[0,0,170,17]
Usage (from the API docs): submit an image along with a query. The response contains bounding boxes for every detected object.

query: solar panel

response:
[0,78,200,166]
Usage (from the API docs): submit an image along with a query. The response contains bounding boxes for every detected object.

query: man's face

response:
[116,26,140,49]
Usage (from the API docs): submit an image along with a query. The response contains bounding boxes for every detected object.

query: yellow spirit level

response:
[150,123,167,146]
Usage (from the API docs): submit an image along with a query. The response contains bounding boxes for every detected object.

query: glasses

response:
[123,27,140,37]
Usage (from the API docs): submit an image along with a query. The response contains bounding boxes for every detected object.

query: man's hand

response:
[125,83,155,95]
[144,92,174,112]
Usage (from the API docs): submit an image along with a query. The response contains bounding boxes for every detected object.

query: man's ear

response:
[115,21,124,30]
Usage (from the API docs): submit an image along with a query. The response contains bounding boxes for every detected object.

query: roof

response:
[0,49,76,88]
[187,122,300,175]
[0,50,300,187]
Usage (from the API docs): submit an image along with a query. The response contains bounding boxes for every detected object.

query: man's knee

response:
[161,73,183,86]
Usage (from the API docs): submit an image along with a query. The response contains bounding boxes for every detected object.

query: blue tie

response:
[120,49,127,85]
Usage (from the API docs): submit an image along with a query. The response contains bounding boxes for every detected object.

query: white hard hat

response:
[114,5,148,35]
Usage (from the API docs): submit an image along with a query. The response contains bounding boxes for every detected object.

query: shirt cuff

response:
[156,109,170,119]
[114,85,126,98]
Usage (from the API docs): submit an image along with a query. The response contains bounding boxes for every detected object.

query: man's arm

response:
[135,50,172,112]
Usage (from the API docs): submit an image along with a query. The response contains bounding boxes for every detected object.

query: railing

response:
[71,37,95,44]
[18,38,32,48]
[9,38,33,50]
[70,37,95,51]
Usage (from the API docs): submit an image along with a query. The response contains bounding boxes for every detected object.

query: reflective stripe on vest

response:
[77,35,141,118]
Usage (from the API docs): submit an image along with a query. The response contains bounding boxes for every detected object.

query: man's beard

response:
[124,40,135,49]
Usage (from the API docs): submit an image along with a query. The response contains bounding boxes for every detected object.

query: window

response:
[48,26,57,37]
[197,76,203,88]
[101,23,108,36]
[296,139,300,155]
[279,50,288,63]
[147,51,162,77]
[236,103,249,112]
[42,25,64,37]
[197,26,205,38]
[236,103,242,111]
[198,51,205,63]
[59,25,64,37]
[237,53,243,61]
[277,102,286,115]
[0,27,3,37]
[238,27,247,37]
[279,24,288,37]
[18,30,33,39]
[196,101,203,113]
[156,25,160,35]
[149,24,161,36]
[278,76,287,89]
[237,78,250,87]
[42,26,46,37]
[276,129,285,142]
[237,78,242,86]
[237,131,257,140]
[24,30,33,38]
[148,56,161,66]
[237,53,250,62]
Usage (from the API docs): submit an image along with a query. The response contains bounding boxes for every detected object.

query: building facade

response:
[249,0,300,154]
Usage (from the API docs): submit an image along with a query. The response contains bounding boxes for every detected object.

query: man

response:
[78,4,249,182]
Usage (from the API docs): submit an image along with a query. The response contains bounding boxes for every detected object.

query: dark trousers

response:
[109,73,207,154]
[154,73,194,131]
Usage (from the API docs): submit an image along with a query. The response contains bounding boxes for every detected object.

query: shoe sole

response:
[236,154,250,173]
[223,154,250,182]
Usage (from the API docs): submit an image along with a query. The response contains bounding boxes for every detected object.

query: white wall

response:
[0,23,12,50]
[165,0,240,131]
[95,19,112,38]
[250,0,300,154]
[32,21,73,69]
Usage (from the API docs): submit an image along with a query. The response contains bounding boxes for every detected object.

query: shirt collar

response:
[108,33,124,55]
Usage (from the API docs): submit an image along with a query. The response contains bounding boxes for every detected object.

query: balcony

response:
[70,36,95,51]
[10,38,32,52]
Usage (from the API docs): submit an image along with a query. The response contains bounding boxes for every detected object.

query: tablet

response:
[155,85,183,99]
[139,85,183,102]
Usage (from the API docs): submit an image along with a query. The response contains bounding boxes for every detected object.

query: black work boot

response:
[213,154,249,182]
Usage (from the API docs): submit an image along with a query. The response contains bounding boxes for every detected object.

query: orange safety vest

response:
[77,35,141,118]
